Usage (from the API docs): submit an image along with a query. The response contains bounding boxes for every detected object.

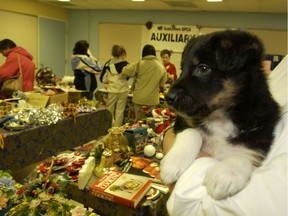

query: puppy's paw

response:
[160,153,191,184]
[203,156,254,200]
[160,128,203,184]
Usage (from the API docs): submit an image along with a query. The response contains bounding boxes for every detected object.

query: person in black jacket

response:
[71,40,102,100]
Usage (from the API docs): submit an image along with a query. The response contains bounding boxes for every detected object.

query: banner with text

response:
[148,24,199,53]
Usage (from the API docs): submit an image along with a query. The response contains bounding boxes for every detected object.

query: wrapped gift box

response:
[124,126,148,154]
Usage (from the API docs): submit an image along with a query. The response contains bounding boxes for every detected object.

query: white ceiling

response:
[38,0,287,13]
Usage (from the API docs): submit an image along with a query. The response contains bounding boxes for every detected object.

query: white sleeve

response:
[102,71,108,84]
[167,112,288,216]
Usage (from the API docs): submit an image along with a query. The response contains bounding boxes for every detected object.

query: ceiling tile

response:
[36,0,287,13]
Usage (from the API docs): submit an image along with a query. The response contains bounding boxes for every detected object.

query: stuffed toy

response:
[151,108,175,134]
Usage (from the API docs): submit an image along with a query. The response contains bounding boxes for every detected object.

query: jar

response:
[104,127,129,154]
[94,148,117,177]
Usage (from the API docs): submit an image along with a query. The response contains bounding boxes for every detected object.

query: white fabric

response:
[103,62,129,93]
[167,55,288,216]
[268,55,288,108]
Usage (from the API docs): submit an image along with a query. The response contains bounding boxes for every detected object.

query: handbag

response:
[1,53,23,97]
[131,61,140,91]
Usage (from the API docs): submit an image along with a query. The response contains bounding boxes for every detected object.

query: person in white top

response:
[100,45,129,127]
[162,55,288,216]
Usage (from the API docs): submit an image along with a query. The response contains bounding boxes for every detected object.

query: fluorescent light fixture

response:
[207,0,222,2]
[58,0,70,2]
[132,0,145,2]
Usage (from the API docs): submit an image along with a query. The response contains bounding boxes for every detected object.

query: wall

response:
[0,0,286,77]
[68,10,287,79]
[97,24,287,81]
[66,10,287,88]
[0,0,67,20]
[39,18,67,78]
[0,0,68,73]
[0,10,38,66]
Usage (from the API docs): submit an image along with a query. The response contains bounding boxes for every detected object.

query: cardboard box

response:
[124,127,148,154]
[68,91,82,103]
[26,92,68,108]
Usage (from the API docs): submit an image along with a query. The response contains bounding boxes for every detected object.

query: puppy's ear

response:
[215,31,264,74]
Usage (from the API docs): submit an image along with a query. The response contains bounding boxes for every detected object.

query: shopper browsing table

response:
[160,49,177,84]
[71,40,102,100]
[0,39,35,98]
[121,44,167,121]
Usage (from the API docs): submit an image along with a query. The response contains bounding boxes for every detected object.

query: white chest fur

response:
[200,110,250,160]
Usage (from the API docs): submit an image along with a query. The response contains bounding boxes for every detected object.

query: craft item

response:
[78,157,95,189]
[150,183,169,194]
[121,162,132,173]
[28,104,64,126]
[155,152,164,160]
[104,127,129,154]
[144,145,156,157]
[146,117,155,129]
[94,149,117,177]
[145,188,161,200]
[36,65,56,87]
[0,102,14,118]
[130,156,161,181]
[124,126,148,154]
[89,170,151,208]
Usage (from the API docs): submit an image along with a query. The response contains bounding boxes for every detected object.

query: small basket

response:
[0,102,14,118]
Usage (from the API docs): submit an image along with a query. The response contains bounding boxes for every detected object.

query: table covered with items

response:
[10,108,176,216]
[0,104,112,173]
[0,70,176,215]
[63,139,169,216]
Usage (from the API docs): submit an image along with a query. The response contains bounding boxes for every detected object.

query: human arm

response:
[159,66,168,89]
[169,63,177,80]
[80,56,102,73]
[87,49,98,62]
[163,115,287,216]
[120,62,138,79]
[100,60,111,84]
[164,56,288,216]
[100,67,108,84]
[0,52,19,80]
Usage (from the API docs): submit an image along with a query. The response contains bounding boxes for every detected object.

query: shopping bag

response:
[1,75,23,97]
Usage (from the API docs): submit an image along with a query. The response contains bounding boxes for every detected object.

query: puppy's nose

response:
[165,91,177,105]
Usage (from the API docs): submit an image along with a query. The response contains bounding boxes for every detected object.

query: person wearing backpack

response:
[100,44,129,127]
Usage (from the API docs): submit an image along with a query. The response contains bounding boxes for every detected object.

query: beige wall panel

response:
[0,10,38,67]
[99,23,143,64]
[0,0,67,20]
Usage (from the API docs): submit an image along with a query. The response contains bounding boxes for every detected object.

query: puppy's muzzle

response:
[165,89,177,105]
[165,88,185,106]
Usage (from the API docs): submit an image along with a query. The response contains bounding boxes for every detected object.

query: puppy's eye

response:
[197,64,210,74]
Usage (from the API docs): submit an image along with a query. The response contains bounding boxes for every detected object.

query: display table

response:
[0,109,112,172]
[65,173,169,216]
[95,88,168,124]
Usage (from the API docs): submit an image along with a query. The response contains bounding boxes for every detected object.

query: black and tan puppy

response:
[160,30,280,200]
